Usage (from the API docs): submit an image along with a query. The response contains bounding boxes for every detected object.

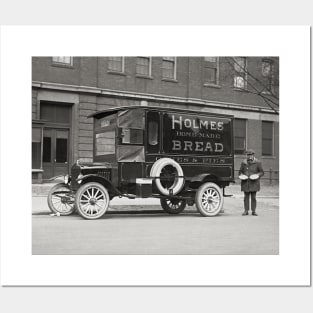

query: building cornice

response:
[32,81,279,115]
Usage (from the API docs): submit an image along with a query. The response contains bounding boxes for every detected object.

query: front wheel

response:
[160,198,187,214]
[75,182,109,220]
[195,182,224,217]
[47,183,76,216]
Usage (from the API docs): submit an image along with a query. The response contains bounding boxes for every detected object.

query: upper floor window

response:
[162,57,176,80]
[262,59,274,94]
[108,57,124,72]
[136,57,151,76]
[234,118,247,154]
[262,121,274,156]
[233,57,247,89]
[203,57,219,85]
[52,56,73,66]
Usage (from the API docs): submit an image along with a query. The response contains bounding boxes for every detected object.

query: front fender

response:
[48,174,70,183]
[77,174,121,196]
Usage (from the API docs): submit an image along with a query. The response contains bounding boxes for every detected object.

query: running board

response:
[121,194,136,199]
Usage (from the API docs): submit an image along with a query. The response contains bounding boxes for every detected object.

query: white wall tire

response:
[150,158,184,196]
[195,182,224,217]
[75,182,109,220]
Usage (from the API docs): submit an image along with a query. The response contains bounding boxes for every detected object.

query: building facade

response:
[32,57,279,184]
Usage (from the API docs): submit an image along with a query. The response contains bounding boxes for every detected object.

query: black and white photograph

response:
[31,56,279,255]
[0,26,310,290]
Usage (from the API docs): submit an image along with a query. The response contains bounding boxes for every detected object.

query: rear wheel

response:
[75,182,109,220]
[47,183,75,216]
[195,182,224,217]
[160,198,187,214]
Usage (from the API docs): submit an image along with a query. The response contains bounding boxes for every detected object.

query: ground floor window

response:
[32,127,42,169]
[233,118,247,154]
[262,121,274,156]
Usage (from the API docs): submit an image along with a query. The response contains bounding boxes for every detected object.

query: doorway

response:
[40,101,72,179]
[43,128,70,179]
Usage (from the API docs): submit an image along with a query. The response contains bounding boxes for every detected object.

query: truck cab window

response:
[148,121,158,145]
[94,115,116,158]
[120,128,143,145]
[147,111,160,153]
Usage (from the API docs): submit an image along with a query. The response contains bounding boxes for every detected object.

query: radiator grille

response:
[97,169,111,181]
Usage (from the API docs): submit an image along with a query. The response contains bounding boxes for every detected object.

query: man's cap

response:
[245,149,255,155]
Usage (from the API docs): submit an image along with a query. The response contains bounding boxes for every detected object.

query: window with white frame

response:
[262,59,274,94]
[162,57,176,80]
[262,121,274,156]
[234,118,247,154]
[233,57,247,89]
[108,57,124,72]
[203,57,219,85]
[52,56,73,66]
[136,57,151,76]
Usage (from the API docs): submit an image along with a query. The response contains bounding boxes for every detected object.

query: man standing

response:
[239,149,264,216]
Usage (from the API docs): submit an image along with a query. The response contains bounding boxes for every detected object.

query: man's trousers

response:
[244,192,257,212]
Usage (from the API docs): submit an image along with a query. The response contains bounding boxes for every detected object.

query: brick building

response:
[32,57,279,184]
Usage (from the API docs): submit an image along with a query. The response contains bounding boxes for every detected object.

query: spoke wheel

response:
[75,182,109,220]
[160,198,187,215]
[195,182,224,217]
[47,183,75,216]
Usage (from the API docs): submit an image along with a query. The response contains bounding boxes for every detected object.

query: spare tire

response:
[150,158,184,195]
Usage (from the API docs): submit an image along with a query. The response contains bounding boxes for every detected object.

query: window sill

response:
[162,78,178,83]
[51,63,74,69]
[136,75,154,80]
[203,83,221,89]
[107,71,126,76]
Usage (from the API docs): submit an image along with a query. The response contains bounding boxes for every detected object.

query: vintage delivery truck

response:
[47,105,234,219]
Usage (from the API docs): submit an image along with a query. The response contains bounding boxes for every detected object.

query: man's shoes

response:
[242,212,249,216]
[252,212,258,216]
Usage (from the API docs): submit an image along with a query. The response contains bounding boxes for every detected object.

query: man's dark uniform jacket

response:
[239,158,264,192]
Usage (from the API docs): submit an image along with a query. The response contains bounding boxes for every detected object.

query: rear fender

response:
[189,173,219,188]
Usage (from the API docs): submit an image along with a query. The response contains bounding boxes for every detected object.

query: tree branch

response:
[224,57,279,113]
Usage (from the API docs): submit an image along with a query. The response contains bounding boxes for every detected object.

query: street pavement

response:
[32,185,279,255]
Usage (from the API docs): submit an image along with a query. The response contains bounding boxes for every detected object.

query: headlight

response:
[77,174,83,184]
[64,175,70,184]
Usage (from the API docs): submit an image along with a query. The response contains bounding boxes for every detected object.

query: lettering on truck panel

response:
[165,113,231,155]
